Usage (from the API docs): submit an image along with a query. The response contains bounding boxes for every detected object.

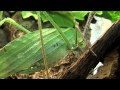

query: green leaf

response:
[96,11,120,22]
[108,11,120,22]
[22,11,75,27]
[0,28,76,78]
[22,11,38,20]
[95,11,103,15]
[71,11,90,20]
[71,11,103,20]
[42,11,75,27]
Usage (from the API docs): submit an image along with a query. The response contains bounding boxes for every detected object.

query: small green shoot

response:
[0,17,31,34]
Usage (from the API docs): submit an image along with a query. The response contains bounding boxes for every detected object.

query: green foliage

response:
[71,11,90,20]
[0,28,79,78]
[22,11,75,27]
[107,11,120,22]
[0,18,31,34]
[22,11,38,20]
[42,11,72,49]
[1,11,120,78]
[21,11,104,28]
[70,11,103,20]
[46,11,75,27]
[95,11,120,22]
[95,11,103,15]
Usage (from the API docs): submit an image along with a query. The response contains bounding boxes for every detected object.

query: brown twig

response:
[37,11,49,79]
[75,20,97,57]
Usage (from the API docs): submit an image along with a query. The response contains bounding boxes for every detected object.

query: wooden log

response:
[86,48,119,79]
[59,20,120,79]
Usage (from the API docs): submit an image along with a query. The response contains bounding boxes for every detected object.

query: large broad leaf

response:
[22,11,38,20]
[0,28,79,79]
[71,11,90,20]
[42,11,75,27]
[21,11,75,28]
[21,11,103,28]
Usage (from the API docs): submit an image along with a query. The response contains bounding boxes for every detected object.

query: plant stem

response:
[75,29,77,45]
[75,21,97,57]
[0,11,3,21]
[0,18,31,34]
[36,11,48,79]
[42,11,71,50]
[83,11,96,39]
[74,21,80,45]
